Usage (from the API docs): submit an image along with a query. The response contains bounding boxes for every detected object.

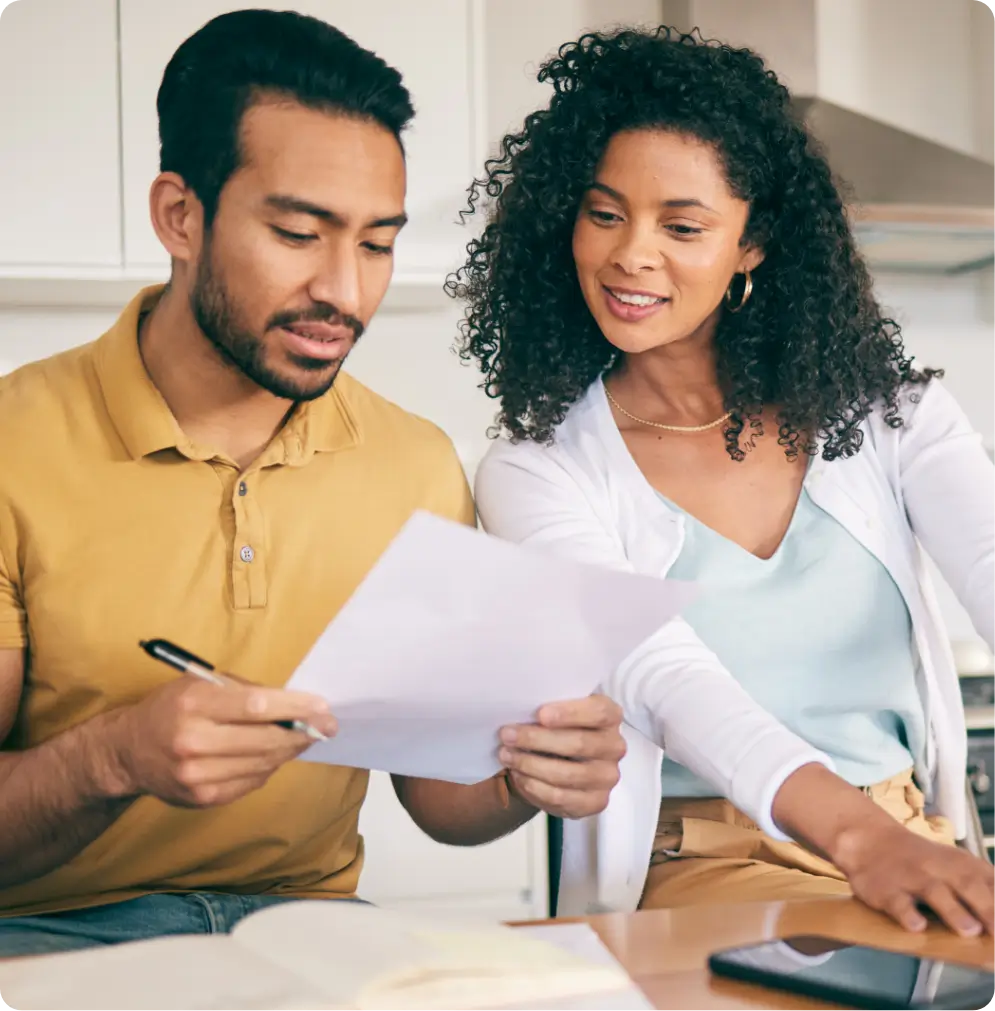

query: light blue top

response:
[660,486,926,796]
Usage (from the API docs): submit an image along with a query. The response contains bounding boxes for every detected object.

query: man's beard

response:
[190,243,363,402]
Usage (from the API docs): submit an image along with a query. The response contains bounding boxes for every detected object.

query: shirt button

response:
[239,545,255,563]
[238,481,248,496]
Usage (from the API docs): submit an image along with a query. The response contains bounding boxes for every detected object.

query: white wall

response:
[873,266,994,646]
[875,268,995,451]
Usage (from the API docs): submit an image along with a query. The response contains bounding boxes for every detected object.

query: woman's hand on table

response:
[833,820,995,937]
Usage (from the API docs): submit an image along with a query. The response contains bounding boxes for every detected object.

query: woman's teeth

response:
[611,291,663,306]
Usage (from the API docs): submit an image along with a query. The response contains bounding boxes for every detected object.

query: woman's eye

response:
[588,209,622,224]
[667,224,704,236]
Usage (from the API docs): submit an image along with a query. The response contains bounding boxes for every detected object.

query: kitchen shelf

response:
[0,267,452,313]
[965,707,995,732]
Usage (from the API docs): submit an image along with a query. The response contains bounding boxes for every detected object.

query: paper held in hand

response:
[286,510,693,783]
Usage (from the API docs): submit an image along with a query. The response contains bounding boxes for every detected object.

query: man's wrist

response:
[496,769,537,819]
[66,710,139,802]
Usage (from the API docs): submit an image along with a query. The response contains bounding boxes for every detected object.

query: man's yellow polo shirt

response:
[0,286,474,916]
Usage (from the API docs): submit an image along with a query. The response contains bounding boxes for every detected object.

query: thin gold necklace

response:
[604,385,732,433]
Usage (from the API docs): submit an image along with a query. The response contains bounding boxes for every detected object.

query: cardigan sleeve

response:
[474,437,833,839]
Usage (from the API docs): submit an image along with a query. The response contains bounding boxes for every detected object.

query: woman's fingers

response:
[954,861,995,934]
[916,881,983,938]
[880,892,928,933]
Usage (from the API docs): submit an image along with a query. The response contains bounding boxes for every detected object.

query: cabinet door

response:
[0,0,121,269]
[119,0,477,279]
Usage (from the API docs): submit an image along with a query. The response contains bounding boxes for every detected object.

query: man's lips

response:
[281,321,354,342]
[278,321,355,360]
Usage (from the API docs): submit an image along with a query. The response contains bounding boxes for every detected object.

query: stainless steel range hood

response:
[794,98,994,274]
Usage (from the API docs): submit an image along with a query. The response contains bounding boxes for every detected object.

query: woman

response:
[450,27,994,935]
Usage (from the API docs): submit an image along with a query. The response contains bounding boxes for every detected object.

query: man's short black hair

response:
[157,8,414,224]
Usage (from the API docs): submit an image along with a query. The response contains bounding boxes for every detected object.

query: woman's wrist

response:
[771,762,901,868]
[825,813,905,876]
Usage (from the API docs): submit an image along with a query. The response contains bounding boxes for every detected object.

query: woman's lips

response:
[601,286,670,322]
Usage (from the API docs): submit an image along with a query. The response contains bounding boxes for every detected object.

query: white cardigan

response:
[475,378,994,916]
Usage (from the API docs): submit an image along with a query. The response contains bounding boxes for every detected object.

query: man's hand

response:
[96,677,337,808]
[498,694,625,819]
[834,819,995,937]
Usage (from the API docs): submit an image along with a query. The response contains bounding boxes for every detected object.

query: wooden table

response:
[0,896,990,1009]
[575,897,994,1009]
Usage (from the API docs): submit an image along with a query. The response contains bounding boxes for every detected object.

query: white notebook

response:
[0,901,652,1010]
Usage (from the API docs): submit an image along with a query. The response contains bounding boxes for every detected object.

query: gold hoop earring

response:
[724,270,753,313]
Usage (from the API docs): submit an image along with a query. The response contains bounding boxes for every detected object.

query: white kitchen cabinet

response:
[357,771,548,920]
[484,0,665,145]
[118,0,480,281]
[0,0,121,269]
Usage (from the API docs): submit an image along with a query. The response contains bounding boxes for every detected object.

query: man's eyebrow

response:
[265,193,342,223]
[264,194,407,229]
[368,212,408,229]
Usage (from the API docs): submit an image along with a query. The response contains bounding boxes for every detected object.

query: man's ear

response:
[148,172,204,265]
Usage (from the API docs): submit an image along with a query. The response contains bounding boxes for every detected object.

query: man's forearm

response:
[0,712,135,890]
[393,773,538,846]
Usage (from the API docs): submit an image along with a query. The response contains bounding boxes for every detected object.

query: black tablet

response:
[708,935,994,1010]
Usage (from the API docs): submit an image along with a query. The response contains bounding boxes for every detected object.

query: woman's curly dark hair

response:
[446,26,939,461]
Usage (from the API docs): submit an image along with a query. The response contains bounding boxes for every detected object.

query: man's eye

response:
[363,242,394,256]
[273,226,317,243]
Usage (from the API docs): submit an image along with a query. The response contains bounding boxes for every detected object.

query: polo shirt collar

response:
[94,285,360,464]
[94,285,185,459]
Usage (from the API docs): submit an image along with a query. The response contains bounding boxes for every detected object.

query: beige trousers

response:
[640,768,956,909]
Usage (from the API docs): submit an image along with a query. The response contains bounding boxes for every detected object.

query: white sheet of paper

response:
[289,510,693,783]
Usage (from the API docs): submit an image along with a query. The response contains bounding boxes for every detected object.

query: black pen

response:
[139,638,328,742]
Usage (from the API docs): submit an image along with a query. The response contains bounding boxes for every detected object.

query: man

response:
[0,9,624,955]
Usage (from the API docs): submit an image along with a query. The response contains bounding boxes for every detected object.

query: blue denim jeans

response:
[0,893,324,957]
